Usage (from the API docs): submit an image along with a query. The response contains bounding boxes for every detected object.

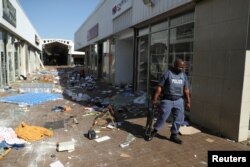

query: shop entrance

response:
[43,42,68,65]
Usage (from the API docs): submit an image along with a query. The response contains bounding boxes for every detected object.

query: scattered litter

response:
[200,161,207,166]
[133,93,146,104]
[50,154,56,158]
[18,104,28,107]
[95,136,111,143]
[107,122,116,129]
[52,106,72,112]
[120,153,131,158]
[179,126,201,135]
[19,75,27,80]
[73,93,90,102]
[116,122,123,126]
[84,107,95,112]
[82,112,99,117]
[57,141,75,152]
[64,105,72,112]
[226,139,235,143]
[73,118,78,124]
[206,138,214,143]
[50,160,64,167]
[52,106,65,112]
[119,133,136,148]
[0,148,11,160]
[44,120,64,130]
[194,154,197,158]
[87,130,96,140]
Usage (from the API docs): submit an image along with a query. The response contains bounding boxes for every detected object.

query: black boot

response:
[170,134,182,144]
[145,129,158,141]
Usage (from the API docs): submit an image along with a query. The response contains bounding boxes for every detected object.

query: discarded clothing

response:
[0,140,24,149]
[0,127,27,146]
[15,122,53,142]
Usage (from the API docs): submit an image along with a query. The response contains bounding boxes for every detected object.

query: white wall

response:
[241,51,250,139]
[132,0,192,25]
[75,0,192,50]
[75,0,114,50]
[0,0,42,50]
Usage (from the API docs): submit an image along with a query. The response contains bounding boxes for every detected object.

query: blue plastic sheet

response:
[0,93,63,106]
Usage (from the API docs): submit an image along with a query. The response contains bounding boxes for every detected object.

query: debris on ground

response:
[50,160,64,167]
[179,126,201,135]
[44,120,65,130]
[206,138,214,143]
[57,140,75,152]
[120,153,131,158]
[94,136,111,143]
[52,105,72,112]
[120,133,136,148]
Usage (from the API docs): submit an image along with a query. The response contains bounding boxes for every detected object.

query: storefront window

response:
[150,30,168,92]
[136,11,194,93]
[137,35,149,91]
[169,22,194,83]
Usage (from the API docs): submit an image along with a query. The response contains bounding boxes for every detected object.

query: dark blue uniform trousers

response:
[154,98,184,135]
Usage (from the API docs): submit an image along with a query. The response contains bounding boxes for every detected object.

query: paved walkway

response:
[0,67,249,167]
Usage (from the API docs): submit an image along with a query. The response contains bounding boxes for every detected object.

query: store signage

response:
[87,24,99,41]
[112,0,132,19]
[2,0,16,27]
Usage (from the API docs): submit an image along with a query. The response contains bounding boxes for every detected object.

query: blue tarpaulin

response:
[0,93,63,106]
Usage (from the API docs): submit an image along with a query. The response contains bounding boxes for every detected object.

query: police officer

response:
[148,58,191,144]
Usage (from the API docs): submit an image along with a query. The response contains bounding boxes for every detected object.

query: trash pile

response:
[0,66,152,166]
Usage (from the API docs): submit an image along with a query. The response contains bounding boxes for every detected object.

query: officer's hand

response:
[185,102,191,111]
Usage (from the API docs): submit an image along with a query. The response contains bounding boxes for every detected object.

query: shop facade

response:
[75,0,250,142]
[0,0,42,87]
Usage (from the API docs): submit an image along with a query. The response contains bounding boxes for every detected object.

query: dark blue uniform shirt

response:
[158,68,189,100]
